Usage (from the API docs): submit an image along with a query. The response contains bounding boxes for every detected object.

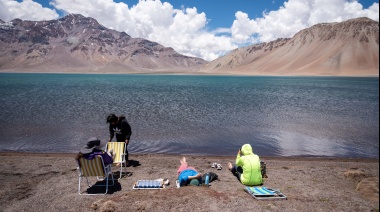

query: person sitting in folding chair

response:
[76,137,113,166]
[76,137,115,195]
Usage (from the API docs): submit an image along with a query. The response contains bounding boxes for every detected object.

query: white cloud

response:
[211,27,231,35]
[0,0,59,21]
[233,0,379,43]
[51,0,136,33]
[231,11,258,43]
[0,0,378,61]
[50,0,237,61]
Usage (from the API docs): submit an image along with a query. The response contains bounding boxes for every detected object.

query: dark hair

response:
[119,115,126,121]
[106,113,118,123]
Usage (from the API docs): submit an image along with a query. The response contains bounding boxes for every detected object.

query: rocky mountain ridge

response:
[200,17,379,76]
[0,14,206,73]
[0,15,378,76]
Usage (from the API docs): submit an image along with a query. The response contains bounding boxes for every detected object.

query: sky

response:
[0,0,379,61]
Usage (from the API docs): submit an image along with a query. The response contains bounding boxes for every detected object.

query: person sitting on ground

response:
[76,137,114,166]
[177,157,202,187]
[227,144,263,186]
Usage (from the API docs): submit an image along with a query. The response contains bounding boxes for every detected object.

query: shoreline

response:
[0,71,379,77]
[0,151,378,211]
[1,151,378,162]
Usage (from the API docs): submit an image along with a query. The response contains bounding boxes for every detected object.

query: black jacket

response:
[109,118,132,142]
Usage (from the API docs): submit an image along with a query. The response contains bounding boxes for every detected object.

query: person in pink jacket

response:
[177,157,202,187]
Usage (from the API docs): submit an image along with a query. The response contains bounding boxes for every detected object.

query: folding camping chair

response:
[244,186,287,200]
[106,142,127,179]
[77,156,114,195]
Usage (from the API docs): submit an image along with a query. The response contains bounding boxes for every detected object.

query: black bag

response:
[261,161,268,178]
[202,172,219,184]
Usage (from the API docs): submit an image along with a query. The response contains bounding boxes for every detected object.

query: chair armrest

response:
[105,164,112,173]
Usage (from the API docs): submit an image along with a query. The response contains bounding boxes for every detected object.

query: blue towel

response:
[244,186,287,200]
[135,180,162,188]
[246,187,275,196]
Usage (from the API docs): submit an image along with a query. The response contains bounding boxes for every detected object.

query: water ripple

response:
[0,74,378,158]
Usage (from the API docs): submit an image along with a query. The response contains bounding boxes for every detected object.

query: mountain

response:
[199,17,379,76]
[0,15,378,76]
[0,14,206,73]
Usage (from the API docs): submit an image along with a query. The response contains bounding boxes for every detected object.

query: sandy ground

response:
[0,152,378,212]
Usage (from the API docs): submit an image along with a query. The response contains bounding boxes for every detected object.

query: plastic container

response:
[204,173,210,186]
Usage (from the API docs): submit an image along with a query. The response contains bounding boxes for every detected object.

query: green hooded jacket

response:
[236,144,263,186]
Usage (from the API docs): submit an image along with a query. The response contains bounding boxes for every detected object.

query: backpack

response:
[261,161,268,178]
[201,172,219,184]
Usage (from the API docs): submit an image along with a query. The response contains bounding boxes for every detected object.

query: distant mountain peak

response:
[200,17,379,76]
[0,14,206,73]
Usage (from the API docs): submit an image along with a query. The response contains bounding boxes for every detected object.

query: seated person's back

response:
[76,137,113,166]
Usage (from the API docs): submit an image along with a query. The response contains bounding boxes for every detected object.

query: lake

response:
[0,73,378,158]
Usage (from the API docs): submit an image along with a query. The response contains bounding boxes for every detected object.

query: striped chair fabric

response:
[106,142,125,164]
[79,156,105,177]
[106,142,127,179]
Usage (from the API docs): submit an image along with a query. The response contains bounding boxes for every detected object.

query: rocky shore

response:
[0,152,378,211]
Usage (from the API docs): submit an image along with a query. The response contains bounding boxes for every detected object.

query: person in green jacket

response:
[227,144,263,186]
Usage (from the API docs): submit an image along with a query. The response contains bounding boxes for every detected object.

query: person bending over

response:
[107,113,132,163]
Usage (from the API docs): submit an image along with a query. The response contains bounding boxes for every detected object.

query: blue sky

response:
[1,0,379,61]
[16,0,288,29]
[126,0,286,29]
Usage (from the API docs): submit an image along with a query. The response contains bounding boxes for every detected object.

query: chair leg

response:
[105,164,115,186]
[124,162,127,177]
[120,161,127,179]
[119,163,123,179]
[78,176,93,195]
[109,172,115,186]
[104,176,108,195]
[78,176,82,195]
[105,171,115,194]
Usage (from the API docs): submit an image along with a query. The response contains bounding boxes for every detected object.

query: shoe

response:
[211,163,218,168]
[163,178,170,186]
[216,164,222,170]
[155,178,170,186]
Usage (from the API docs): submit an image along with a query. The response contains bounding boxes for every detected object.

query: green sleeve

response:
[236,153,243,166]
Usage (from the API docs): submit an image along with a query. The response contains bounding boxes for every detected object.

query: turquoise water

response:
[0,73,378,158]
